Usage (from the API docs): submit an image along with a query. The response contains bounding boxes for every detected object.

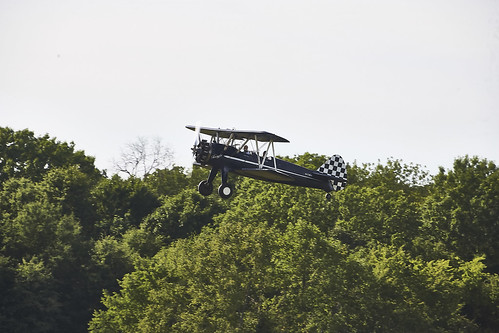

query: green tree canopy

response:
[2,127,498,332]
[0,127,100,184]
[422,156,499,271]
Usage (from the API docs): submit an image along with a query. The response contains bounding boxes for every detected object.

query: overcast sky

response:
[1,0,498,175]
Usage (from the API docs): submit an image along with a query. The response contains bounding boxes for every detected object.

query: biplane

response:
[186,125,347,199]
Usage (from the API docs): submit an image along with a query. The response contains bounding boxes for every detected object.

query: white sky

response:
[1,0,498,175]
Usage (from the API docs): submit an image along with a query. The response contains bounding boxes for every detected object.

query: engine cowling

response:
[194,140,212,164]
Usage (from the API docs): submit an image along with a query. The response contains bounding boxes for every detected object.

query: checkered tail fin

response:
[317,155,347,191]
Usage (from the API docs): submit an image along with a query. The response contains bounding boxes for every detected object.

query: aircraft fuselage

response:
[199,142,334,192]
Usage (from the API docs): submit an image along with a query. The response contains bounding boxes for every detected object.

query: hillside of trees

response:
[1,127,498,332]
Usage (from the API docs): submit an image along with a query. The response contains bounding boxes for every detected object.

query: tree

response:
[422,156,499,271]
[114,137,173,178]
[0,127,100,184]
[283,152,328,170]
[0,177,81,263]
[90,218,489,332]
[143,166,190,197]
[90,236,136,294]
[40,166,99,236]
[0,257,63,333]
[89,219,281,332]
[365,245,466,331]
[91,175,160,236]
[141,189,227,243]
[2,130,499,333]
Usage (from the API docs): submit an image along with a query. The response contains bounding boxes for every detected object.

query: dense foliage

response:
[1,127,498,332]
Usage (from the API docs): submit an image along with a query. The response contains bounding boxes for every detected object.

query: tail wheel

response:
[198,180,213,196]
[325,192,332,201]
[218,184,233,199]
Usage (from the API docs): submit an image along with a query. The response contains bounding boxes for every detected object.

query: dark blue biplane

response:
[186,125,347,199]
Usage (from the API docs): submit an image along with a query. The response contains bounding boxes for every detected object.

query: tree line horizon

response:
[0,127,497,332]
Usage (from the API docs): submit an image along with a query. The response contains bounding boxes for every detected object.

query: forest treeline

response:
[0,127,498,332]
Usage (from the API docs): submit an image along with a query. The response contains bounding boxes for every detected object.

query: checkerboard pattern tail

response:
[317,155,347,191]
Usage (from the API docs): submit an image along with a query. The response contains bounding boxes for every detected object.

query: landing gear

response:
[218,183,233,199]
[198,180,213,196]
[325,192,332,201]
[197,167,234,199]
[217,167,233,199]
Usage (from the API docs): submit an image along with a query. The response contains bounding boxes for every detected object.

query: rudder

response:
[317,155,347,191]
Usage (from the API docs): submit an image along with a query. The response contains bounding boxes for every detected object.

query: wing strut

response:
[255,134,261,168]
[271,140,277,170]
[255,136,277,170]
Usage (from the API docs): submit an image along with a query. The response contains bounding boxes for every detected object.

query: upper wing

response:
[186,125,289,143]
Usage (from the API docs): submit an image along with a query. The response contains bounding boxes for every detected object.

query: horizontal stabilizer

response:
[311,170,343,180]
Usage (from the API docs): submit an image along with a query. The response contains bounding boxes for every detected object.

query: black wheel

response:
[325,192,332,201]
[198,180,213,196]
[218,184,233,199]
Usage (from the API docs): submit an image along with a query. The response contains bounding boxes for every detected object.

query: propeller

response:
[191,121,201,163]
